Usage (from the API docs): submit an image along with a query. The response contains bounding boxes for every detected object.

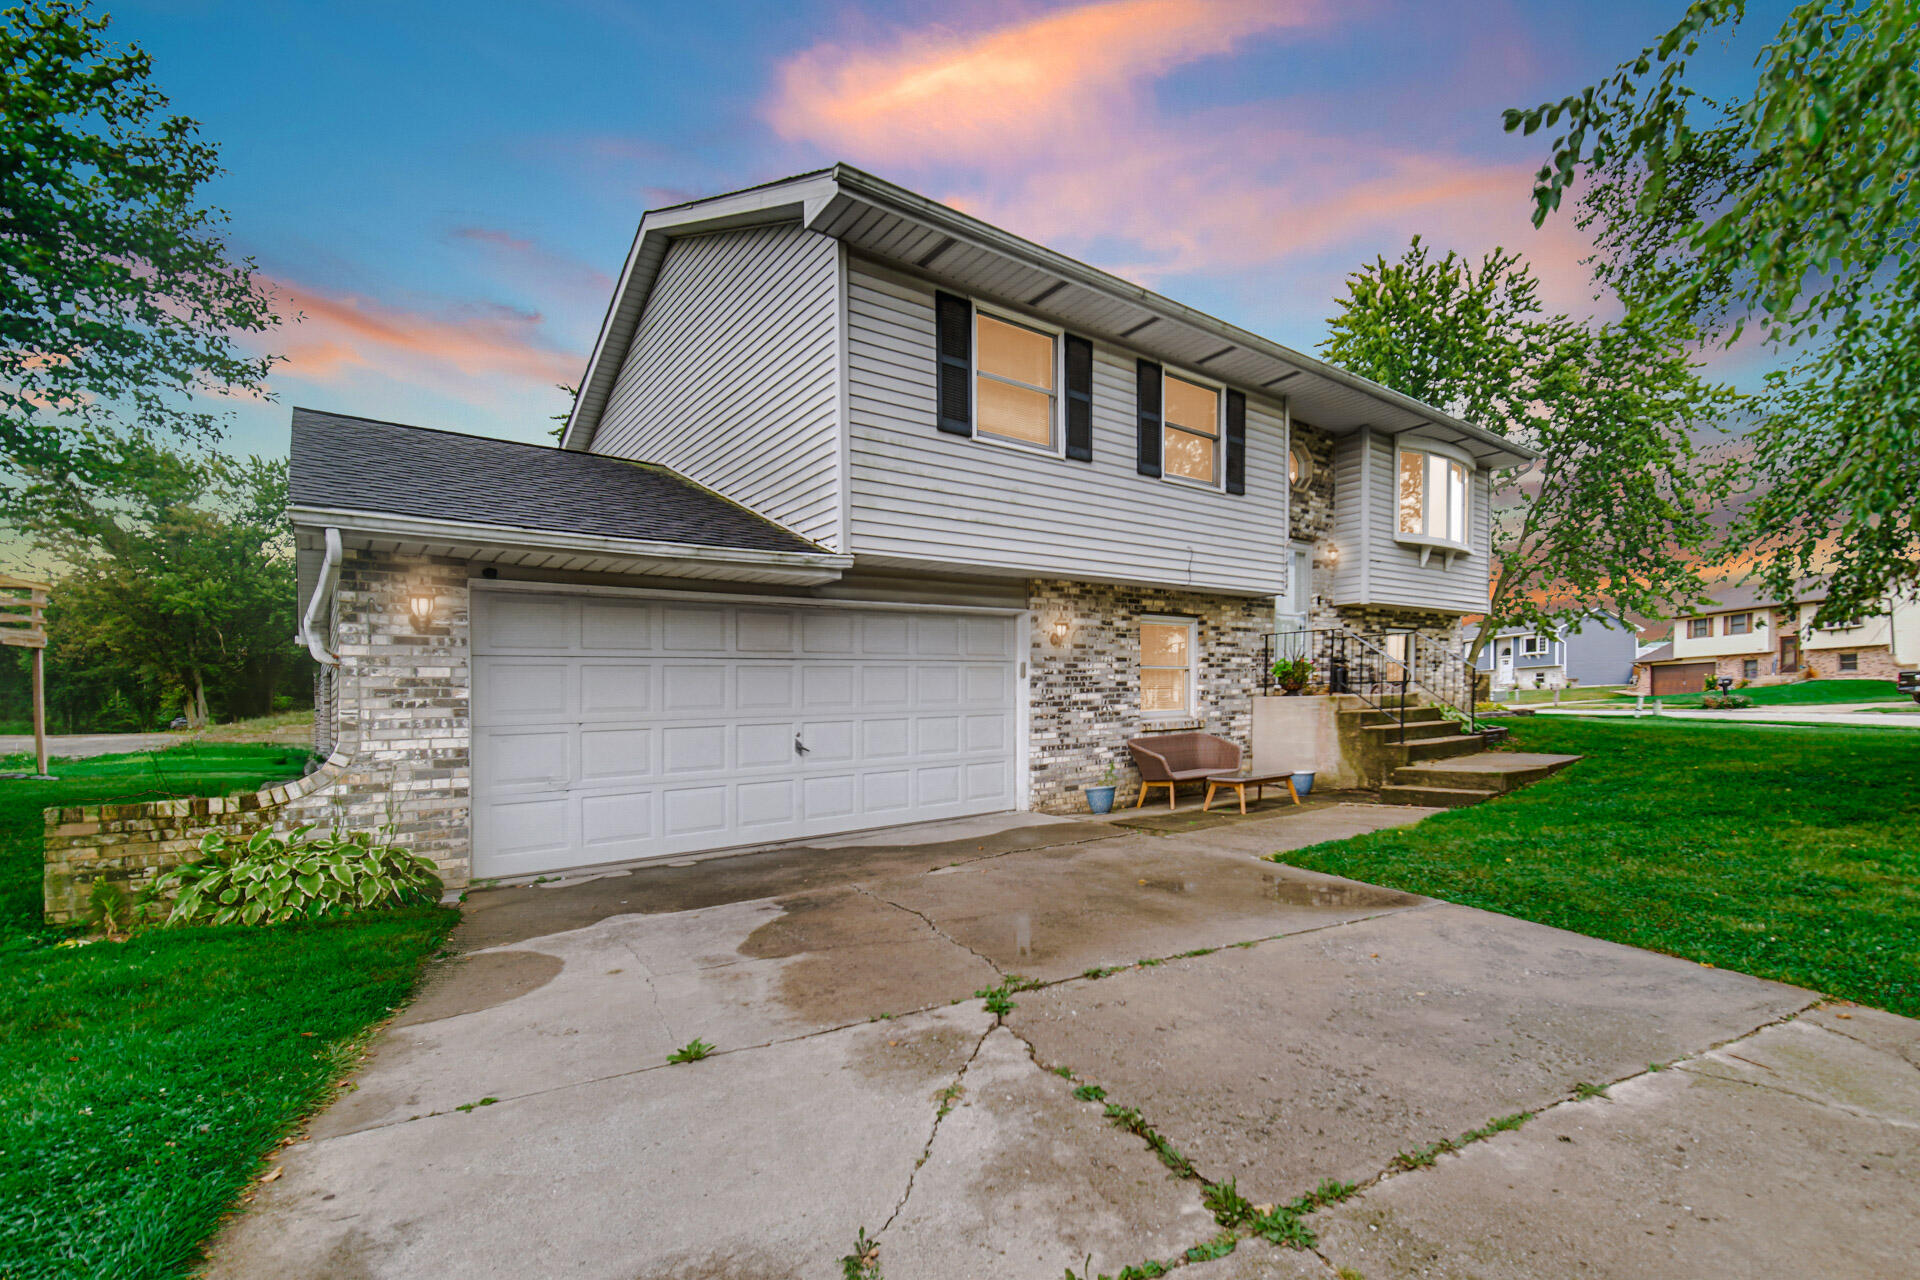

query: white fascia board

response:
[287,505,854,585]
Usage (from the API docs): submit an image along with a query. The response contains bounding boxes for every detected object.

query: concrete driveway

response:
[206,806,1920,1279]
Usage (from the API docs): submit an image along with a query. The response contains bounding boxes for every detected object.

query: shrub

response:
[147,825,443,926]
[1699,694,1753,710]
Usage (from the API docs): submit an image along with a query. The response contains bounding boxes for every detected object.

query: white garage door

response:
[471,591,1021,879]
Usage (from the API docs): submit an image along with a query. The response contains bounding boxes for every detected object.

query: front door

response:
[1779,636,1800,673]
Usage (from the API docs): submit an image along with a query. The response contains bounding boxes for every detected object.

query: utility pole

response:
[0,575,52,778]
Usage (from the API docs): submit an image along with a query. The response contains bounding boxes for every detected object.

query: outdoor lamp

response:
[1049,618,1071,647]
[408,589,435,627]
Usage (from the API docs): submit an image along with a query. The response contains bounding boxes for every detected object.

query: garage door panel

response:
[663,605,727,652]
[737,722,797,769]
[663,665,727,712]
[737,779,797,830]
[474,595,1021,879]
[579,727,652,782]
[581,600,653,650]
[917,765,961,806]
[580,663,654,715]
[480,728,571,791]
[582,791,654,847]
[736,663,796,711]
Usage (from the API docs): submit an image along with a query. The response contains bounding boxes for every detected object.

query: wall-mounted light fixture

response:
[408,589,436,628]
[1325,543,1340,565]
[1049,617,1072,647]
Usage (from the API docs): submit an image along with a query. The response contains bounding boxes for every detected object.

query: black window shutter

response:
[1225,389,1247,494]
[1135,359,1162,477]
[934,291,973,436]
[1064,334,1093,462]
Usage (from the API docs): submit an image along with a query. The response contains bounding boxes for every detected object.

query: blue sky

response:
[110,0,1791,461]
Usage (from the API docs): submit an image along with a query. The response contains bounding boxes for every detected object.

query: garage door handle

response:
[794,734,809,756]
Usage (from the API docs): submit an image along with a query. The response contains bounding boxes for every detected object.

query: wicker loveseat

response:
[1125,732,1242,809]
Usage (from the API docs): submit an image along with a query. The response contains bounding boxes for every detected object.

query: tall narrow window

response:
[1162,375,1220,484]
[1395,445,1471,548]
[975,312,1056,448]
[1140,620,1194,716]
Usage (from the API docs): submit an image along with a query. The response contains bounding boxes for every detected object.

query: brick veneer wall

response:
[44,548,471,924]
[1026,578,1268,814]
[1289,423,1341,630]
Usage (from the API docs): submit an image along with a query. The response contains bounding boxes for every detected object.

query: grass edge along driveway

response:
[0,745,457,1280]
[1284,716,1920,1020]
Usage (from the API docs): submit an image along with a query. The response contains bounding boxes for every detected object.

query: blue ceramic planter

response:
[1085,785,1117,814]
[1290,771,1315,798]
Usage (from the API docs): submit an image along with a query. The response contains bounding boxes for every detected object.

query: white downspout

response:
[300,527,343,666]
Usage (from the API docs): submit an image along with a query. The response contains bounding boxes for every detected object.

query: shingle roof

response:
[288,408,821,555]
[1636,642,1675,664]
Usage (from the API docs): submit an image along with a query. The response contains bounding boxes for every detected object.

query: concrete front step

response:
[1361,718,1460,743]
[1394,752,1582,795]
[1400,734,1493,763]
[1379,784,1499,808]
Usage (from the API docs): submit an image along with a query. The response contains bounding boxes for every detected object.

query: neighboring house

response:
[1633,581,1920,695]
[1471,616,1639,691]
[277,165,1532,888]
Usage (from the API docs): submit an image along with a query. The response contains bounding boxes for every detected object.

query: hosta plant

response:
[148,825,443,926]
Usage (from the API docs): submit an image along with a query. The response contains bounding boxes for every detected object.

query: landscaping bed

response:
[1282,717,1920,1018]
[0,746,456,1278]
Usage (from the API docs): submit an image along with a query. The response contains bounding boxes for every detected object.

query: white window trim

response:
[1160,367,1227,493]
[1391,436,1475,558]
[1519,635,1549,658]
[1139,614,1199,721]
[970,299,1065,458]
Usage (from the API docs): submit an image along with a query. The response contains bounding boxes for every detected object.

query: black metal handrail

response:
[1259,627,1487,743]
[1261,627,1415,743]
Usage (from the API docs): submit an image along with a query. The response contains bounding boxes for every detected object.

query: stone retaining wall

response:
[43,547,472,925]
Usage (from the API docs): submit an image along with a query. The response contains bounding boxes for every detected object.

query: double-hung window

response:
[1395,444,1471,548]
[1162,374,1221,485]
[1140,618,1195,717]
[1685,618,1712,639]
[974,311,1057,450]
[1725,612,1751,636]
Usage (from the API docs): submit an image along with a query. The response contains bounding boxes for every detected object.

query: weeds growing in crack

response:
[933,1082,964,1119]
[1102,1104,1195,1178]
[1573,1080,1610,1099]
[1071,1083,1106,1102]
[974,974,1043,1018]
[1390,1112,1529,1172]
[1083,965,1124,980]
[1202,1178,1256,1228]
[1052,1065,1074,1079]
[1246,1178,1359,1250]
[1185,1232,1238,1261]
[665,1037,715,1064]
[1174,947,1216,959]
[839,1227,881,1279]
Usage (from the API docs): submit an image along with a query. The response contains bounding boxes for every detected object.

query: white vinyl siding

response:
[592,223,843,549]
[1330,429,1490,615]
[844,257,1288,595]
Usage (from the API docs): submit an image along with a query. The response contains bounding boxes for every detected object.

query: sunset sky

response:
[114,0,1793,460]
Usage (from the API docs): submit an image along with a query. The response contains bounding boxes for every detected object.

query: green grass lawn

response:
[1607,677,1908,708]
[0,746,456,1279]
[1283,717,1920,1018]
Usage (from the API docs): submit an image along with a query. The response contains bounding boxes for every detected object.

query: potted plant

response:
[1084,761,1118,814]
[1270,656,1314,695]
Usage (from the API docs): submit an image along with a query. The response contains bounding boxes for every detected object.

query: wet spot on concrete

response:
[1261,869,1421,910]
[395,950,565,1027]
[847,1015,986,1087]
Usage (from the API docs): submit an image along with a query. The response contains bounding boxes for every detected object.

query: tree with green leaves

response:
[1,0,278,505]
[1506,0,1919,623]
[7,445,308,728]
[1321,237,1741,659]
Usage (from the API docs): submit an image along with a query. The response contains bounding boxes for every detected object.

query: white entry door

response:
[470,591,1021,879]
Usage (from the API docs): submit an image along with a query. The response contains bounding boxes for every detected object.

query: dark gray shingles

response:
[288,408,821,555]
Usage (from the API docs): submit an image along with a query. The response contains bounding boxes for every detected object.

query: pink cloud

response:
[267,277,581,395]
[765,0,1599,315]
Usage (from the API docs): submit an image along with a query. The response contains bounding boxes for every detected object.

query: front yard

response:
[0,747,455,1279]
[1286,716,1920,1018]
[1619,677,1908,708]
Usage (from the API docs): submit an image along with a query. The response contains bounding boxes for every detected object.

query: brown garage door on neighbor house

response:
[1650,662,1715,696]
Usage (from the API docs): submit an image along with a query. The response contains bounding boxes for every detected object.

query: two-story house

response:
[1472,615,1639,692]
[1634,581,1920,694]
[285,165,1533,886]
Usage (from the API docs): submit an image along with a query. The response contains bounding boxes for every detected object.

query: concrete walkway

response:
[0,731,177,759]
[204,806,1920,1279]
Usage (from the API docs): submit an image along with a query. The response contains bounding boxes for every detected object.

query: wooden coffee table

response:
[1203,769,1300,814]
